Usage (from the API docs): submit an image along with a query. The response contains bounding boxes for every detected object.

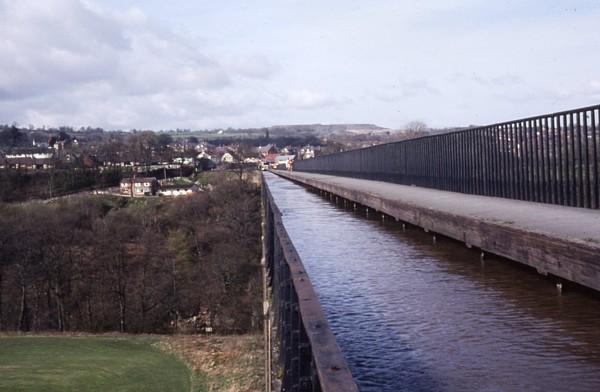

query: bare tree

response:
[404,121,428,135]
[0,175,262,334]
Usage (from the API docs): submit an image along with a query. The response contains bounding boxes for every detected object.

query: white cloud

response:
[0,0,280,129]
[221,54,279,80]
[286,89,342,110]
[0,0,599,130]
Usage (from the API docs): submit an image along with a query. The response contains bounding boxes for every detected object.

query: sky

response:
[0,0,599,130]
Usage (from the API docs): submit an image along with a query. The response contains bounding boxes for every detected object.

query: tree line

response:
[0,169,122,202]
[0,176,262,334]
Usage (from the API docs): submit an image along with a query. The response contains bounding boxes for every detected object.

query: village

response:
[0,126,319,199]
[0,135,312,171]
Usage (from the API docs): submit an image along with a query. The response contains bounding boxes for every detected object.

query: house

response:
[300,145,315,159]
[31,137,49,148]
[196,151,211,160]
[5,147,54,160]
[276,155,295,170]
[120,177,159,197]
[3,157,56,170]
[53,139,71,151]
[158,184,200,197]
[172,156,195,165]
[262,153,279,165]
[221,152,235,164]
[257,144,278,157]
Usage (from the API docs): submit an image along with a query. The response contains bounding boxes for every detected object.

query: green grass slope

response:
[0,336,192,392]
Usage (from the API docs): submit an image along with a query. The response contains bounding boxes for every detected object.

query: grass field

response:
[0,334,264,392]
[0,336,191,392]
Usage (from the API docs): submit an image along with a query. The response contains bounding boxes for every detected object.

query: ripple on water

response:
[266,174,600,392]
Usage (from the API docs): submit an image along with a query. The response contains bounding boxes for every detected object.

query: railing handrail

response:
[307,103,600,158]
[295,103,600,209]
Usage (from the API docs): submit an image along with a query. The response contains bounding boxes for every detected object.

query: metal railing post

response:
[292,104,600,209]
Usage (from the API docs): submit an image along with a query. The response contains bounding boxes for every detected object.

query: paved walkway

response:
[276,171,600,246]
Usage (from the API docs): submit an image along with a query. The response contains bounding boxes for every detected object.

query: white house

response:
[173,156,195,165]
[221,152,234,164]
[197,151,212,160]
[6,148,54,160]
[120,177,159,197]
[300,145,315,159]
[158,184,200,197]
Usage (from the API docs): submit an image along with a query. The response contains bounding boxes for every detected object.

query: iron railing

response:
[295,104,600,209]
[263,174,358,392]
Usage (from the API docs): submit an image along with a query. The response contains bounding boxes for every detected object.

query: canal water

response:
[265,173,600,392]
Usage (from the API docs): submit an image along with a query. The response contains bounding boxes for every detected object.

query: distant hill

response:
[268,123,388,134]
[182,123,392,142]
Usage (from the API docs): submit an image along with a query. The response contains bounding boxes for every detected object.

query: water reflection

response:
[265,173,600,392]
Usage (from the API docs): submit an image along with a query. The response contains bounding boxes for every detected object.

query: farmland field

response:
[0,336,191,392]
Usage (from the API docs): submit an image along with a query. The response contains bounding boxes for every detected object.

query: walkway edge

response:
[274,170,600,292]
